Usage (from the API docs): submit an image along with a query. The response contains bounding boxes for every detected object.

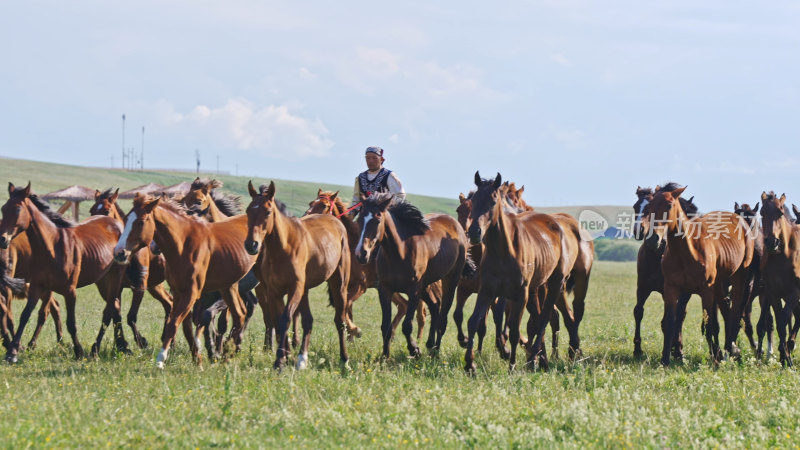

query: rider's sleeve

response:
[388,172,406,201]
[351,177,361,206]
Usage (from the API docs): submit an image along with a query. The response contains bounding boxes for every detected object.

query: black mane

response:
[256,184,292,217]
[210,190,242,216]
[28,194,74,228]
[365,192,430,238]
[96,188,116,201]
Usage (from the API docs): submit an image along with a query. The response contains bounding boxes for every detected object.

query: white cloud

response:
[154,99,333,159]
[388,134,399,144]
[298,67,316,81]
[552,53,572,67]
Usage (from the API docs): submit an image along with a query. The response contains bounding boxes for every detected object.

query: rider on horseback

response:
[351,146,405,208]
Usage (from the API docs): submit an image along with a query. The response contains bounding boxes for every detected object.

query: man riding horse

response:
[351,146,405,209]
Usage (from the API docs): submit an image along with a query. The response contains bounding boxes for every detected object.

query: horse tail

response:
[462,251,477,279]
[0,273,27,299]
[327,285,334,307]
[565,275,575,295]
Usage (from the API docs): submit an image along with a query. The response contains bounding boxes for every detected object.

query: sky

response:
[1,1,799,210]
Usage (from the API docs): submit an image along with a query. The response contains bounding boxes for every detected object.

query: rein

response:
[314,194,361,218]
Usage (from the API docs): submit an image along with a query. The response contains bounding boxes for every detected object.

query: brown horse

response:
[0,232,63,352]
[465,172,571,372]
[245,181,351,370]
[114,193,256,368]
[644,185,753,365]
[0,182,127,363]
[90,188,173,349]
[304,189,429,343]
[759,192,800,365]
[632,185,697,359]
[354,192,469,359]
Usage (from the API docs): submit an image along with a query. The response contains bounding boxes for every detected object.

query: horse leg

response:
[702,287,723,364]
[775,291,798,367]
[549,307,560,360]
[659,284,682,366]
[255,284,274,352]
[126,288,149,349]
[742,285,757,354]
[464,288,494,374]
[199,299,227,362]
[63,290,84,360]
[453,283,471,348]
[0,293,12,350]
[724,272,748,361]
[419,301,430,347]
[5,285,45,362]
[402,289,423,358]
[669,293,690,361]
[274,283,304,370]
[632,286,650,358]
[328,261,350,366]
[97,266,129,355]
[147,284,173,342]
[389,293,407,337]
[476,305,487,354]
[218,285,247,355]
[529,278,563,371]
[787,306,800,353]
[296,292,314,370]
[756,291,773,359]
[378,287,395,359]
[157,290,198,369]
[435,270,460,351]
[344,283,365,341]
[27,293,53,351]
[555,288,579,359]
[492,297,509,359]
[507,295,527,372]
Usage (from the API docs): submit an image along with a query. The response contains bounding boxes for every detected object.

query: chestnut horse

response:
[114,194,256,368]
[245,181,351,370]
[0,232,63,352]
[465,172,571,371]
[304,189,429,343]
[759,192,800,365]
[354,192,469,359]
[0,182,127,363]
[644,185,753,365]
[632,185,697,359]
[90,188,173,349]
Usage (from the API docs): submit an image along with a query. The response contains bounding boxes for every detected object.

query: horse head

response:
[244,180,277,255]
[643,185,687,252]
[114,193,160,264]
[304,189,340,216]
[354,193,393,264]
[0,182,32,248]
[760,191,789,254]
[456,192,472,231]
[632,186,654,241]
[467,171,502,245]
[733,201,760,227]
[90,188,120,219]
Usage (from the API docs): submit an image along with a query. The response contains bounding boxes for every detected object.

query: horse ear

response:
[458,192,466,203]
[734,202,740,211]
[793,204,800,217]
[761,191,768,201]
[753,202,759,213]
[248,180,258,198]
[688,196,694,203]
[780,193,787,206]
[474,171,481,186]
[265,181,276,200]
[193,176,201,183]
[144,197,161,214]
[493,173,502,189]
[95,189,101,200]
[672,186,686,198]
[317,188,322,196]
[201,183,212,194]
[330,191,339,202]
[377,195,393,211]
[518,185,525,196]
[654,185,661,193]
[22,182,30,197]
[7,182,14,194]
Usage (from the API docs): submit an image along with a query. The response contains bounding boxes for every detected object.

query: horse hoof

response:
[296,353,309,370]
[408,346,421,358]
[74,346,85,360]
[5,352,18,364]
[425,339,436,350]
[90,344,100,358]
[26,342,37,352]
[352,327,362,339]
[156,360,165,369]
[499,347,510,361]
[789,340,796,353]
[464,362,477,375]
[458,338,469,349]
[137,336,149,349]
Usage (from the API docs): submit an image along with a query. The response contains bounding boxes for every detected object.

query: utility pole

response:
[141,126,145,170]
[195,149,200,175]
[121,114,126,169]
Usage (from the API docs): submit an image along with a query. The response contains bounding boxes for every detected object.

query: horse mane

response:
[190,178,223,191]
[636,187,654,196]
[318,190,348,215]
[139,195,204,223]
[657,182,700,217]
[27,194,74,228]
[366,193,430,238]
[210,190,242,216]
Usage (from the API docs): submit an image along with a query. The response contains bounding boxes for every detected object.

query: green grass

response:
[2,261,800,448]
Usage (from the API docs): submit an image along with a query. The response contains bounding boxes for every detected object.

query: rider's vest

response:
[358,168,392,198]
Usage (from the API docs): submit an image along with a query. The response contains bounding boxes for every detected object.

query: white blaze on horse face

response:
[355,212,373,256]
[634,199,649,235]
[114,212,138,253]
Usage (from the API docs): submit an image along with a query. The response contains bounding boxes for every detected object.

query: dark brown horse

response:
[465,172,571,372]
[245,181,351,370]
[114,194,256,368]
[304,189,429,343]
[354,192,469,359]
[644,185,753,365]
[0,232,63,352]
[0,182,127,363]
[90,188,173,349]
[632,185,697,359]
[759,192,800,365]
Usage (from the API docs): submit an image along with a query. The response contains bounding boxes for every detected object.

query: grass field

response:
[2,261,800,448]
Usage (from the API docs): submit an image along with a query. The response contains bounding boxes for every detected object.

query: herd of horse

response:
[0,173,799,373]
